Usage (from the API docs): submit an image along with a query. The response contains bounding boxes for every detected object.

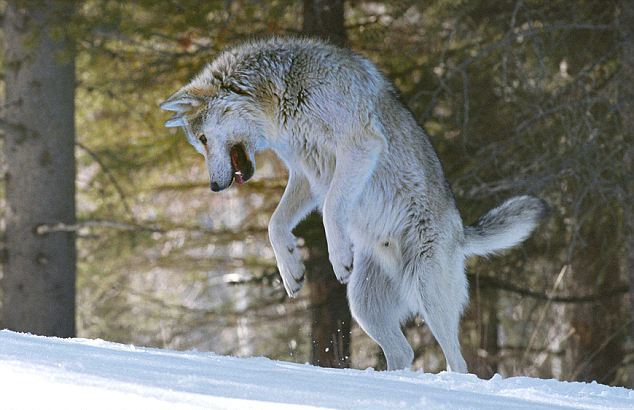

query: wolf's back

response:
[463,196,549,257]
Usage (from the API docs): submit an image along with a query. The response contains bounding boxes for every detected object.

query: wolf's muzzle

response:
[210,181,223,192]
[230,143,254,185]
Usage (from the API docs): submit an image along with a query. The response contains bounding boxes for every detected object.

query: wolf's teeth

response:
[235,171,242,176]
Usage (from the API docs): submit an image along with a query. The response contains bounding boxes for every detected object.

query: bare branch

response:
[35,220,162,235]
[75,141,135,221]
[469,272,629,303]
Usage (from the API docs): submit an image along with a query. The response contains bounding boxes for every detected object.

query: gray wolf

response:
[161,37,548,373]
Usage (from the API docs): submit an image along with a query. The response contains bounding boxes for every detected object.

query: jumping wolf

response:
[161,37,548,373]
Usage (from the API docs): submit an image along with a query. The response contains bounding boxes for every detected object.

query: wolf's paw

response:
[327,240,354,284]
[270,230,306,298]
[276,244,306,298]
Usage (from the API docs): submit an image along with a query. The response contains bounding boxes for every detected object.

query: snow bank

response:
[0,330,631,409]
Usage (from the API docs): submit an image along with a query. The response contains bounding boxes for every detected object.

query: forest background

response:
[0,0,632,388]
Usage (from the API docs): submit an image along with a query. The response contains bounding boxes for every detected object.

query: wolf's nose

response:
[210,182,221,192]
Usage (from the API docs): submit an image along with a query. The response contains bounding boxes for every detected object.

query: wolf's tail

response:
[463,195,549,257]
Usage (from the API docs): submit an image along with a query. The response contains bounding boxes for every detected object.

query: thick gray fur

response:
[161,37,548,373]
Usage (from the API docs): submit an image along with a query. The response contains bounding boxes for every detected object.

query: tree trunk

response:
[477,288,499,378]
[299,0,351,368]
[618,0,634,388]
[1,0,76,337]
[619,0,634,352]
[296,214,351,368]
[303,0,346,47]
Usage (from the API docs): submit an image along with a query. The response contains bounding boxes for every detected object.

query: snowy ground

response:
[0,330,632,409]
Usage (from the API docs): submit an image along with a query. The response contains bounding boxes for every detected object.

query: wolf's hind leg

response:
[418,263,468,373]
[347,251,414,371]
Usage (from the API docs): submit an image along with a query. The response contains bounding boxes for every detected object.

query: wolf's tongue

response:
[230,146,245,185]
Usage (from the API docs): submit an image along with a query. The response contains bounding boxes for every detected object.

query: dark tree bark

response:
[303,0,346,47]
[476,288,499,378]
[298,0,351,368]
[619,0,634,354]
[296,214,351,368]
[1,0,77,337]
[620,1,634,388]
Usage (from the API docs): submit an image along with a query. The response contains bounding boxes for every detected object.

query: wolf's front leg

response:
[323,133,384,284]
[269,171,317,298]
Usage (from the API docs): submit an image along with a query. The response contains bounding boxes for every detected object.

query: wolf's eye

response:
[198,134,207,145]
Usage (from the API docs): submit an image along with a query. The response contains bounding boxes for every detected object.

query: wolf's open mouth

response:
[230,143,254,185]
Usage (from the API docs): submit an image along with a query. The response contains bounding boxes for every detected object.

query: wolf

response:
[161,37,548,373]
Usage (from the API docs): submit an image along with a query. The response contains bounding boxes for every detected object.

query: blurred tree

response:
[300,0,351,368]
[618,0,634,348]
[303,0,346,45]
[1,0,76,337]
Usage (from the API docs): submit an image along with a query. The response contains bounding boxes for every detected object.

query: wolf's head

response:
[161,62,265,192]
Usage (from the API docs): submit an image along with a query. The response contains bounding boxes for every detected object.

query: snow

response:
[0,330,632,410]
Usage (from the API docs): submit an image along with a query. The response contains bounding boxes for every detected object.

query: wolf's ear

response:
[164,114,187,128]
[160,89,203,113]
[160,89,204,127]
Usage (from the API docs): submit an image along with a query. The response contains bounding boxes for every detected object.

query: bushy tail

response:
[463,195,549,257]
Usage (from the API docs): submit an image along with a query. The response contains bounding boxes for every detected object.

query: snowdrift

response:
[0,330,631,409]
